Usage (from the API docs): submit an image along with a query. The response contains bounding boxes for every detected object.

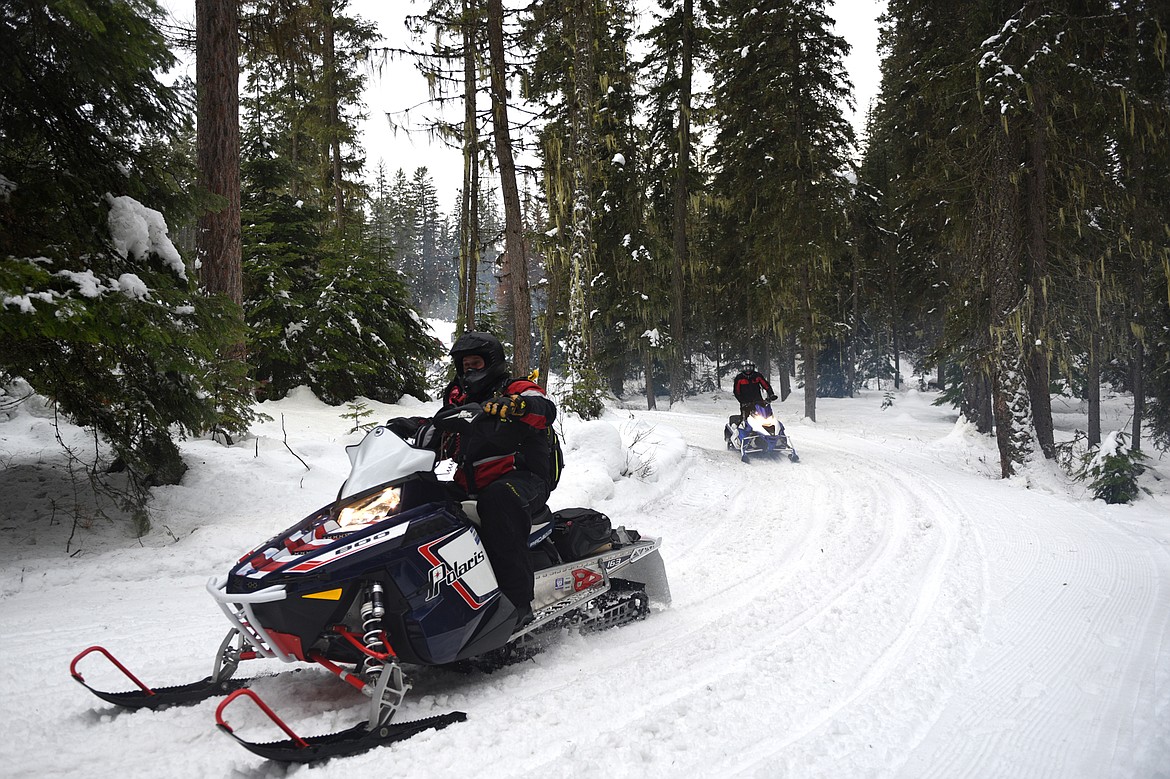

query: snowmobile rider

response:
[732,361,777,424]
[389,332,555,626]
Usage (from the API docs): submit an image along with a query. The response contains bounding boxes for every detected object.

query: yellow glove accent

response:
[483,395,526,420]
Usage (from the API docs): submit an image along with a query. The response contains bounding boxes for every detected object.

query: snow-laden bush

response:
[1076,430,1147,505]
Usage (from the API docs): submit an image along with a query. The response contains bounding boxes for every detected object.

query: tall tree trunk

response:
[1024,66,1055,458]
[195,0,242,347]
[668,0,693,407]
[1131,338,1145,450]
[645,350,657,410]
[801,337,817,421]
[323,2,344,232]
[960,363,992,433]
[459,0,480,334]
[985,134,1032,478]
[563,0,598,414]
[892,323,901,389]
[800,263,817,421]
[487,0,530,373]
[780,332,794,401]
[848,244,859,397]
[1088,327,1101,447]
[539,229,562,392]
[936,305,947,392]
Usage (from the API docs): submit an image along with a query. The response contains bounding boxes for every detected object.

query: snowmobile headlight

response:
[335,485,402,528]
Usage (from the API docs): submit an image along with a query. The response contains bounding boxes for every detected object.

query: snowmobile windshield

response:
[339,426,437,500]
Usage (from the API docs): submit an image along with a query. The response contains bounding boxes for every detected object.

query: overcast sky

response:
[159,0,885,203]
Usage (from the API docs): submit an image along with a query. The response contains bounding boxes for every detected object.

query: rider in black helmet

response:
[732,360,777,426]
[449,331,510,401]
[392,332,556,627]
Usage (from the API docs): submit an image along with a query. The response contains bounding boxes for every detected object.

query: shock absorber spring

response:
[360,582,386,678]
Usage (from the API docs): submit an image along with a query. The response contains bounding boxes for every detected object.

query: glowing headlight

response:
[335,485,402,528]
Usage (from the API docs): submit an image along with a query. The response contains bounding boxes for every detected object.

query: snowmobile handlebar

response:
[431,403,486,432]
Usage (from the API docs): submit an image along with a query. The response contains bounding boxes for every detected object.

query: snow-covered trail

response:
[580,406,987,777]
[512,400,1170,778]
[2,390,1168,778]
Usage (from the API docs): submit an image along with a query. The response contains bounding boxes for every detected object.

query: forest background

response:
[1,0,1168,529]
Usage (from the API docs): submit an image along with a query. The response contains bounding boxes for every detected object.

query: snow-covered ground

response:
[1,377,1168,778]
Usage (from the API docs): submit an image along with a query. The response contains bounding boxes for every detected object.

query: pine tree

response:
[239,0,442,403]
[0,0,254,510]
[707,0,855,422]
[640,0,709,406]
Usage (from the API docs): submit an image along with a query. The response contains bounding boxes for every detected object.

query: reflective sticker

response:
[573,568,603,591]
[302,588,343,601]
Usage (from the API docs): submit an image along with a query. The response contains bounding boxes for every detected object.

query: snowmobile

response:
[70,405,670,763]
[724,403,799,463]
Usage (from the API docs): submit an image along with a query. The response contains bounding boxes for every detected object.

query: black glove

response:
[385,416,424,440]
[767,394,777,402]
[482,395,527,420]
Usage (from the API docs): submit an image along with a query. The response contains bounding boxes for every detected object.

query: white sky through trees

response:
[160,0,885,201]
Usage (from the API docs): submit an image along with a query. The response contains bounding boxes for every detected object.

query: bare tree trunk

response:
[1024,62,1055,458]
[195,0,242,348]
[323,2,344,232]
[799,255,818,421]
[562,0,598,414]
[458,0,480,334]
[1088,328,1101,447]
[539,230,561,392]
[779,333,793,401]
[487,0,530,373]
[668,0,693,407]
[645,350,657,410]
[892,323,901,389]
[1131,338,1144,450]
[936,305,947,392]
[985,134,1031,478]
[801,338,817,421]
[848,245,859,397]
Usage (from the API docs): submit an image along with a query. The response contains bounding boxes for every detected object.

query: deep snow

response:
[1,364,1168,778]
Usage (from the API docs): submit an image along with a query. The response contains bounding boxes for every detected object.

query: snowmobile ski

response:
[215,687,465,763]
[70,629,272,710]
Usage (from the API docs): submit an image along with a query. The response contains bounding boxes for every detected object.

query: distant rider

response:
[732,361,777,425]
[388,332,555,627]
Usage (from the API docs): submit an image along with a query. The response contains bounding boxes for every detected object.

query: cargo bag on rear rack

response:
[552,508,614,561]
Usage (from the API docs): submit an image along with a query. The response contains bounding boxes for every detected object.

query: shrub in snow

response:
[1077,431,1146,505]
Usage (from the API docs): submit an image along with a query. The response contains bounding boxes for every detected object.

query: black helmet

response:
[451,331,509,399]
[742,360,756,373]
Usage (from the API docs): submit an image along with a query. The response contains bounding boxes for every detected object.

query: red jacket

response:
[733,370,774,405]
[440,377,556,494]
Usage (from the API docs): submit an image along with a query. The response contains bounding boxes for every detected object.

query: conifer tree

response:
[408,0,492,335]
[708,0,855,422]
[0,0,253,507]
[640,0,709,405]
[239,0,441,403]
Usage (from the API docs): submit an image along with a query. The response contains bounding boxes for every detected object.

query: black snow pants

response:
[462,471,549,612]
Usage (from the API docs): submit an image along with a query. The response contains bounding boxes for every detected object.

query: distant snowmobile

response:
[71,407,670,763]
[724,403,799,463]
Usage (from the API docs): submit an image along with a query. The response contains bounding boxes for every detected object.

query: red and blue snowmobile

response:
[70,405,670,763]
[723,403,800,463]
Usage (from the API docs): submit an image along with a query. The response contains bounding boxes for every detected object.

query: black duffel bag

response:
[552,508,614,561]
